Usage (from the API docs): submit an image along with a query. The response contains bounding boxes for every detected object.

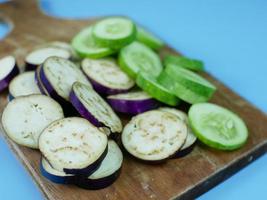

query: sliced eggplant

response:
[122,110,187,162]
[70,82,122,135]
[39,117,108,175]
[0,55,19,92]
[2,94,64,149]
[40,157,75,184]
[75,140,123,189]
[40,57,91,102]
[159,107,197,157]
[25,47,71,70]
[8,72,41,100]
[35,65,49,96]
[107,91,160,115]
[81,58,135,95]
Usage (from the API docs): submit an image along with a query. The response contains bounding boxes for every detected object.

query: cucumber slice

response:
[158,66,216,104]
[71,27,114,59]
[92,17,136,49]
[136,72,179,106]
[119,41,162,78]
[163,55,204,72]
[189,103,248,150]
[136,27,164,50]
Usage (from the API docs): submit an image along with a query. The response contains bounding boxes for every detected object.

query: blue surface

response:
[0,0,266,199]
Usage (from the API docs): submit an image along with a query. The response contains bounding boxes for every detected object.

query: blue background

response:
[0,0,266,199]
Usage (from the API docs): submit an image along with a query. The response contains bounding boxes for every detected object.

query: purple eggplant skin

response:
[34,68,47,95]
[86,75,132,96]
[0,64,19,92]
[107,97,160,115]
[25,62,38,71]
[171,140,197,159]
[40,158,76,184]
[75,167,121,190]
[39,65,78,116]
[63,145,108,176]
[69,89,104,127]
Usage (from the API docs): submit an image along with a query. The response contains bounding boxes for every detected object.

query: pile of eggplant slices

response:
[0,17,248,189]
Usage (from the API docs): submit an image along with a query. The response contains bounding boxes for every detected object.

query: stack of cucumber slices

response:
[0,16,248,189]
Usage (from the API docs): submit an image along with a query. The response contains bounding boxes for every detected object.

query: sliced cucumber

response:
[136,72,179,106]
[188,103,248,150]
[72,27,114,59]
[136,26,164,50]
[163,55,204,72]
[92,17,136,49]
[119,41,162,78]
[158,66,216,104]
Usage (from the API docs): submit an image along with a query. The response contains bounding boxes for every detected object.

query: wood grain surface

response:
[0,1,266,199]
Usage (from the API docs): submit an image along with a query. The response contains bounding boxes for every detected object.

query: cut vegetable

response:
[158,66,216,104]
[136,72,179,106]
[163,55,204,72]
[119,41,162,78]
[39,117,108,175]
[0,55,19,92]
[159,107,197,157]
[9,72,41,100]
[40,157,75,184]
[72,26,115,59]
[2,94,64,148]
[81,58,134,95]
[92,17,136,49]
[122,110,187,161]
[107,91,160,115]
[70,82,122,135]
[75,140,123,189]
[188,103,248,150]
[40,56,91,103]
[25,47,71,70]
[35,65,49,96]
[136,26,164,50]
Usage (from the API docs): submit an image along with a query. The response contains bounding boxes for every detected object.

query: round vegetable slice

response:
[25,47,71,70]
[40,157,75,184]
[70,82,122,134]
[107,91,160,115]
[39,117,108,175]
[136,72,179,106]
[136,26,164,50]
[118,41,162,78]
[158,66,216,104]
[159,107,197,157]
[2,94,64,148]
[0,55,19,92]
[122,110,187,162]
[92,17,136,49]
[81,58,134,95]
[9,72,41,100]
[72,27,114,59]
[188,103,248,150]
[40,56,91,102]
[163,55,204,72]
[75,140,123,189]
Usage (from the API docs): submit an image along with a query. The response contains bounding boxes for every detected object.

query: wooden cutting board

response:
[0,1,266,199]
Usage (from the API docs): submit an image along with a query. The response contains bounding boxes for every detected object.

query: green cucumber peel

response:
[136,72,179,106]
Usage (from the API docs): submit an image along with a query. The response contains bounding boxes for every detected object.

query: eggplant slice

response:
[75,140,123,189]
[2,94,64,149]
[39,117,108,176]
[122,110,187,162]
